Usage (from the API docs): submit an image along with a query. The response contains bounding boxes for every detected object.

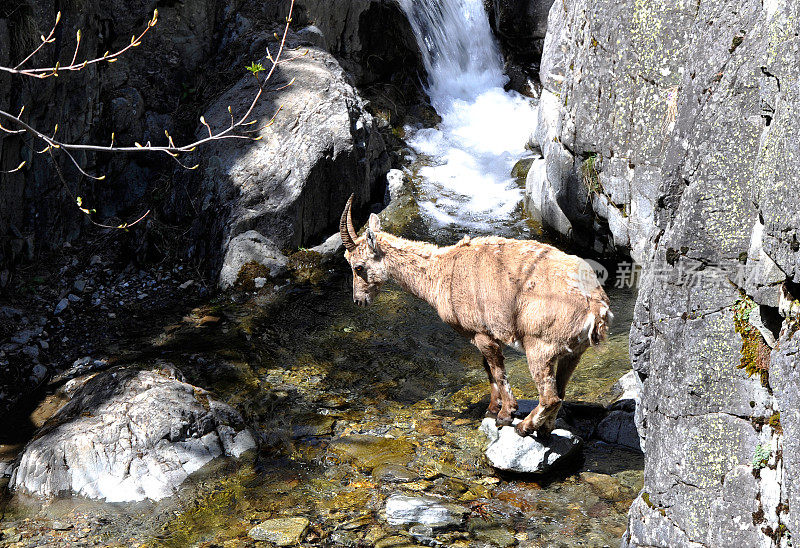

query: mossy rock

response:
[235,261,270,292]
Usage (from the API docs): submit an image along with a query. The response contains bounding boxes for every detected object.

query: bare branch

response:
[2,10,159,79]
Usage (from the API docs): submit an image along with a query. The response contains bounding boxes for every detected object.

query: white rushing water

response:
[397,0,538,232]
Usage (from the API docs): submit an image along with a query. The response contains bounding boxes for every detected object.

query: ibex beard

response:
[339,195,612,438]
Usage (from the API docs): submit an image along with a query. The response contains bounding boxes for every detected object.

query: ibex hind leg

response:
[515,338,561,438]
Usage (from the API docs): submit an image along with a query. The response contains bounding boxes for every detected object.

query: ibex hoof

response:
[485,409,499,419]
[495,415,514,428]
[535,427,553,440]
[513,422,532,437]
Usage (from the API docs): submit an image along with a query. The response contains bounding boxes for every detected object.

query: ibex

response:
[339,196,612,438]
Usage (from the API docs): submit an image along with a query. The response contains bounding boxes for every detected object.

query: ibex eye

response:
[354,265,365,275]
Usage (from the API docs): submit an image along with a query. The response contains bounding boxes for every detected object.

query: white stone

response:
[480,418,582,473]
[384,494,465,528]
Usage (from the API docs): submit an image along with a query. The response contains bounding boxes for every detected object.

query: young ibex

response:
[340,196,612,437]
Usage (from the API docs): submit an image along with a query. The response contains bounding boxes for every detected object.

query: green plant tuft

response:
[581,153,602,195]
[752,444,771,470]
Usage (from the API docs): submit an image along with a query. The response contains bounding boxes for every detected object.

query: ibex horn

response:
[340,194,357,251]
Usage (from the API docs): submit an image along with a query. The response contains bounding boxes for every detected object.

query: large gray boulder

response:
[10,365,255,502]
[178,44,389,287]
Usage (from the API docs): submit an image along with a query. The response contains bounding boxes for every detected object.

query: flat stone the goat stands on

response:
[339,196,612,437]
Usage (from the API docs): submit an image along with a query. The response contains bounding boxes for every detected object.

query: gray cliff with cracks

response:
[525,0,800,544]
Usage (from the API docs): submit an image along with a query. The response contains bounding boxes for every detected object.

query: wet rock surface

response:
[248,516,310,545]
[0,226,642,546]
[10,365,256,502]
[384,494,467,528]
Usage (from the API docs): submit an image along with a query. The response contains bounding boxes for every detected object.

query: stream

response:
[0,0,642,546]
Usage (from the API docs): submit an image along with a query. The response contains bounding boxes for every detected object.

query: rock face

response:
[273,0,425,92]
[529,0,800,544]
[1,1,410,281]
[0,0,225,267]
[484,0,555,88]
[10,365,256,502]
[480,418,582,474]
[173,44,389,287]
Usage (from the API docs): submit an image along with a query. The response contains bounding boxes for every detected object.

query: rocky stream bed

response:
[0,191,641,547]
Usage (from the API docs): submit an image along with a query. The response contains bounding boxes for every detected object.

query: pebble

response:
[179,280,194,289]
[54,298,69,315]
[73,279,87,292]
[67,294,81,303]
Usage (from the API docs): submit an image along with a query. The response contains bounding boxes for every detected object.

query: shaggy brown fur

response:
[340,196,612,437]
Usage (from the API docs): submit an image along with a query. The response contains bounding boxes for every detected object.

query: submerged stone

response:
[328,435,414,472]
[248,517,309,545]
[480,418,582,474]
[372,463,417,483]
[384,494,466,528]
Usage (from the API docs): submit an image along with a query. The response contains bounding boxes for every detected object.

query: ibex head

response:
[340,194,388,306]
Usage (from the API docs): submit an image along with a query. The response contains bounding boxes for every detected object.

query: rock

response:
[470,522,518,547]
[480,418,582,474]
[0,461,13,477]
[67,294,80,303]
[596,410,640,451]
[486,0,555,87]
[290,413,336,438]
[296,24,327,49]
[22,345,39,361]
[372,463,417,483]
[248,517,309,545]
[179,280,194,290]
[51,521,72,531]
[73,279,87,293]
[579,472,626,502]
[310,232,343,256]
[11,366,256,502]
[176,45,388,288]
[53,298,69,315]
[218,231,289,290]
[384,494,466,528]
[272,0,424,90]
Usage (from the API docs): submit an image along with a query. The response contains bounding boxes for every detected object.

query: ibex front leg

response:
[481,357,502,419]
[474,334,518,427]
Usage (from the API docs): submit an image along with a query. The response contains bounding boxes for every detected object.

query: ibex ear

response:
[366,228,379,254]
[368,213,381,232]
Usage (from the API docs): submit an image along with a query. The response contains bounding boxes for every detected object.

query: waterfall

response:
[397,0,538,232]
